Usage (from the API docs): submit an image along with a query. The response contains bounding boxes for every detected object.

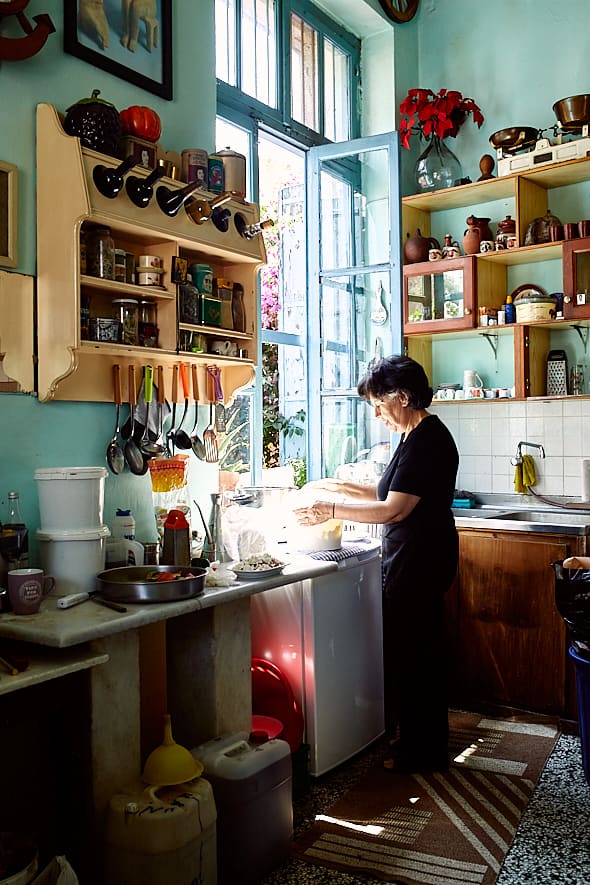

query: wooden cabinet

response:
[448,527,586,716]
[402,156,590,399]
[403,256,477,333]
[35,103,266,403]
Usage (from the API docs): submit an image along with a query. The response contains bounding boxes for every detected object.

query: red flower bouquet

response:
[399,88,484,149]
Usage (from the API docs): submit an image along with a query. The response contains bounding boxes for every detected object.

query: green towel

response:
[514,463,526,494]
[522,454,536,488]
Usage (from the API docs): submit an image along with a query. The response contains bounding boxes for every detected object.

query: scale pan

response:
[489,127,539,153]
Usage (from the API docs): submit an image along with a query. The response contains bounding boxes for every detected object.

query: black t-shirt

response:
[377,414,459,595]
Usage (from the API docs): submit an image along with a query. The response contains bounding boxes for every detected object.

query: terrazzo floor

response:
[260,730,590,884]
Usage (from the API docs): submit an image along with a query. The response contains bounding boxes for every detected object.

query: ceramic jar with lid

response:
[87,226,115,280]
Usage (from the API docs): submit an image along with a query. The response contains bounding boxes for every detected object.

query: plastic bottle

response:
[112,509,136,540]
[504,294,516,324]
[6,491,29,568]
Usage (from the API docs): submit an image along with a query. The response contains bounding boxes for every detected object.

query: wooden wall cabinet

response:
[402,155,590,399]
[36,103,266,403]
[448,527,586,717]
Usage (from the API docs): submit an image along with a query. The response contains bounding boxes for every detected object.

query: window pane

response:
[216,0,236,85]
[262,342,307,471]
[321,272,392,391]
[324,39,350,142]
[290,13,318,131]
[318,147,391,269]
[242,0,277,107]
[321,396,390,480]
[219,392,253,478]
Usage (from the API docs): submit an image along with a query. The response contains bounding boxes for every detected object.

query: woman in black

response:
[295,355,459,772]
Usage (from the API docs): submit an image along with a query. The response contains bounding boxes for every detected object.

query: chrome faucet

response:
[510,441,546,466]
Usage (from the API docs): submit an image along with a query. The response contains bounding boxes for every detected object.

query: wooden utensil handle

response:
[157,365,165,404]
[171,364,179,403]
[128,364,137,406]
[192,364,199,403]
[113,364,122,405]
[179,362,189,398]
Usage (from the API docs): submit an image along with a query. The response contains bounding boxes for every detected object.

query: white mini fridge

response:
[250,543,384,775]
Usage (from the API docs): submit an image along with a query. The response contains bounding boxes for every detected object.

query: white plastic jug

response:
[105,538,144,568]
[463,369,483,389]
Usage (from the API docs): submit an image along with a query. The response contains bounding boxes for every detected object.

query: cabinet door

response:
[452,530,569,714]
[403,256,476,334]
[563,235,590,319]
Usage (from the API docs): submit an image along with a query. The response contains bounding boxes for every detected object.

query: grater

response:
[546,349,568,396]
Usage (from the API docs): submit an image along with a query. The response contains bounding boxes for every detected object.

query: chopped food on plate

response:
[234,554,285,572]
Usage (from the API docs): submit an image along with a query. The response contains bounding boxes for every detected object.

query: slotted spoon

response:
[203,400,218,463]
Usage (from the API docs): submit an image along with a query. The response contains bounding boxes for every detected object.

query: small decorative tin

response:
[214,277,234,329]
[181,148,209,186]
[189,263,213,296]
[89,317,121,343]
[208,154,225,194]
[178,280,201,325]
[202,296,222,327]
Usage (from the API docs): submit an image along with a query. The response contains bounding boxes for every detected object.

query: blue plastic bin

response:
[569,645,590,786]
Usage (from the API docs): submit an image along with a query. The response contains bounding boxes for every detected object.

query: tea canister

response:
[113,298,139,345]
[217,147,246,198]
[208,154,225,194]
[181,148,208,187]
[86,226,115,280]
[189,263,213,296]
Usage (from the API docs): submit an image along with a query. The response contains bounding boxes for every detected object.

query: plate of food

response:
[233,554,285,579]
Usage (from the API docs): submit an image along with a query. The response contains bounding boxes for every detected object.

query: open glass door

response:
[306,132,401,480]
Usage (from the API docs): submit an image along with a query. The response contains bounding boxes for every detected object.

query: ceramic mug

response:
[210,339,237,357]
[563,223,579,241]
[578,220,590,238]
[506,235,518,249]
[428,248,443,261]
[464,386,484,398]
[443,245,460,259]
[7,569,56,615]
[479,240,494,253]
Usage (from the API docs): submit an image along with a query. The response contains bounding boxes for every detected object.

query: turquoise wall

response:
[0,0,216,544]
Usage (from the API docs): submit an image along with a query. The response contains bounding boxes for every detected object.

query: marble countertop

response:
[0,555,338,649]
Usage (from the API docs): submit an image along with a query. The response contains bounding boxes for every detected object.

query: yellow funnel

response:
[142,714,203,786]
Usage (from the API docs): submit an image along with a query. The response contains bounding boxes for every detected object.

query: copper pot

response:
[553,94,590,132]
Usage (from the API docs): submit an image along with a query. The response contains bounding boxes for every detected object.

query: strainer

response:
[142,714,203,786]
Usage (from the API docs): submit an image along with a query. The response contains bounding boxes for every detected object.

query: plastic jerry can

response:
[191,732,292,885]
[103,778,217,885]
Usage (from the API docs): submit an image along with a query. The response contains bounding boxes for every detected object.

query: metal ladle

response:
[140,364,165,457]
[125,365,147,475]
[106,364,125,475]
[190,365,206,460]
[172,362,192,450]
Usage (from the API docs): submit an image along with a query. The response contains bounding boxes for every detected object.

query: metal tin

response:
[189,263,213,295]
[181,148,209,186]
[208,154,225,193]
[214,277,234,329]
[217,147,246,198]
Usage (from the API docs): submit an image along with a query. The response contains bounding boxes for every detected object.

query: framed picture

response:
[64,0,172,101]
[0,160,17,269]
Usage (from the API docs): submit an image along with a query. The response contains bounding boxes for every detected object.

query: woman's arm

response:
[295,489,420,527]
[304,478,377,500]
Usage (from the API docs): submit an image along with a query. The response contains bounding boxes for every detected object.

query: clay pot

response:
[462,222,481,256]
[404,229,441,264]
[466,215,493,242]
[497,215,516,235]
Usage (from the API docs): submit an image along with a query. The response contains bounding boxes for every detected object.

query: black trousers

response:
[382,585,449,760]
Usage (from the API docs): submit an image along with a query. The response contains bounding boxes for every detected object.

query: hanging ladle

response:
[165,364,179,456]
[140,364,165,457]
[106,364,125,475]
[125,365,148,475]
[172,362,192,450]
[190,365,206,460]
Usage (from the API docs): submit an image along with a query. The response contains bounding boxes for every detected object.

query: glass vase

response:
[415,136,463,193]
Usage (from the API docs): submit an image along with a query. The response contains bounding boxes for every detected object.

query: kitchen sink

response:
[496,510,590,526]
[451,507,508,518]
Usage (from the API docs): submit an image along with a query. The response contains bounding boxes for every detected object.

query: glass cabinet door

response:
[563,235,590,319]
[307,132,401,480]
[403,257,477,334]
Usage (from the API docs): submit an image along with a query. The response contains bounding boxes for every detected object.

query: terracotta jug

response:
[404,229,440,264]
[462,221,480,255]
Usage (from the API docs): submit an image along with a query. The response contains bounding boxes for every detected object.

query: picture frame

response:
[0,160,17,269]
[63,0,172,101]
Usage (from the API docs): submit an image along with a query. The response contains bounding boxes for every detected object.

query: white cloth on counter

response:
[205,564,237,587]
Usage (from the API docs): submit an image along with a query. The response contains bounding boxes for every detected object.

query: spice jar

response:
[113,298,139,345]
[114,249,127,283]
[138,298,158,347]
[86,226,115,280]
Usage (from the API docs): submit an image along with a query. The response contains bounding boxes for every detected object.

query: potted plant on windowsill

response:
[399,88,484,193]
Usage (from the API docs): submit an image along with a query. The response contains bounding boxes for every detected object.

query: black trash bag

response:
[552,560,590,643]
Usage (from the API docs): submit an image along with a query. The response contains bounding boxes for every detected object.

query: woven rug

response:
[294,711,560,885]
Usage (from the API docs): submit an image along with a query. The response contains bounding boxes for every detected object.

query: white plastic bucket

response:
[36,525,110,596]
[34,467,107,532]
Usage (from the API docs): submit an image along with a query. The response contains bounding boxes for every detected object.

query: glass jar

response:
[138,298,159,347]
[86,226,115,280]
[114,249,127,283]
[113,298,139,345]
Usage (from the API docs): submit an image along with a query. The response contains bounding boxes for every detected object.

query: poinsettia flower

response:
[398,87,484,149]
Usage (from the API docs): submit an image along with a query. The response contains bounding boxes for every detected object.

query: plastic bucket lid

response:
[34,466,108,481]
[36,525,111,541]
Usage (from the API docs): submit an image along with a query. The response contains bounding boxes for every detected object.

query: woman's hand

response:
[294,501,333,526]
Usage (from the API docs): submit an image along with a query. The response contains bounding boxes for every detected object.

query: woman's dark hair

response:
[357,355,433,409]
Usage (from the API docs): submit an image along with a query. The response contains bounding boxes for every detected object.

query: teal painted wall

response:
[0,0,216,546]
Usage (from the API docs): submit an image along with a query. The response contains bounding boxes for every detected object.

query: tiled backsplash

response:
[430,398,590,499]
